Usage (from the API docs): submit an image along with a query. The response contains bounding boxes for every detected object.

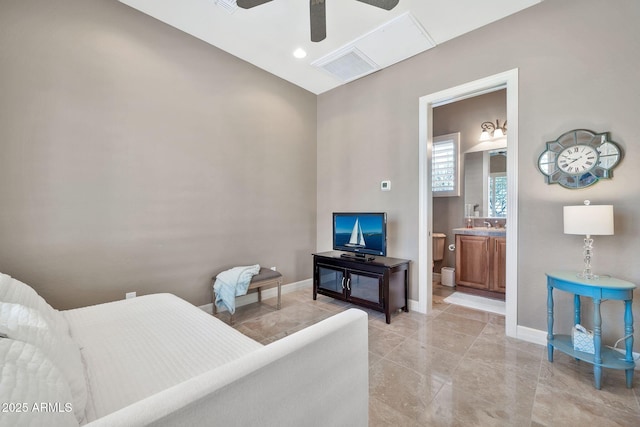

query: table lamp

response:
[563,200,614,279]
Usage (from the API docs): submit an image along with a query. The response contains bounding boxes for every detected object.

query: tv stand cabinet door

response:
[315,263,347,300]
[346,269,383,309]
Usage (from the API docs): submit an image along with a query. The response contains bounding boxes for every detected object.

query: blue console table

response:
[546,271,636,389]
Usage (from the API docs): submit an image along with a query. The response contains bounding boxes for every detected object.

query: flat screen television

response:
[333,212,387,257]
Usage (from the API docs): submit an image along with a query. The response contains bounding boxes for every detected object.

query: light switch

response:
[381,180,391,191]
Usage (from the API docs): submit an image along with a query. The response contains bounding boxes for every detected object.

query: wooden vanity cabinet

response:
[491,237,507,293]
[455,235,490,289]
[455,234,506,299]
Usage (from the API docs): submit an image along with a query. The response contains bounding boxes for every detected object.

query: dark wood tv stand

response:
[312,251,410,324]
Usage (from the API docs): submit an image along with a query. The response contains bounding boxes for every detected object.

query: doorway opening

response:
[417,69,519,337]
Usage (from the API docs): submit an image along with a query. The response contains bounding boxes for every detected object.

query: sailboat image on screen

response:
[344,218,366,248]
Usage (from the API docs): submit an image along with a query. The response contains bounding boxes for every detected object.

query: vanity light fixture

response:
[479,120,507,141]
[563,200,614,280]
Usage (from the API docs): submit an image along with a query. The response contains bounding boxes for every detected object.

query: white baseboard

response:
[200,278,312,314]
[408,298,422,313]
[516,325,547,346]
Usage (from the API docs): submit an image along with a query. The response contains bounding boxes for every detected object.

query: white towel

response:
[213,264,261,314]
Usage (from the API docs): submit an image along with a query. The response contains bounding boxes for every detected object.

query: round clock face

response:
[557,145,598,174]
[537,129,622,189]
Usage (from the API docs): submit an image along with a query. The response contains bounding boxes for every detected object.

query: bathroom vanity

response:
[453,227,506,300]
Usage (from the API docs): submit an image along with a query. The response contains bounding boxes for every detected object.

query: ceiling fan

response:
[236,0,400,42]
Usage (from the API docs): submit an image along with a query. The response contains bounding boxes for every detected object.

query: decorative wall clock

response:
[537,129,622,189]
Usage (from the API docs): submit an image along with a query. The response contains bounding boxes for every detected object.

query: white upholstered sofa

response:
[0,273,369,426]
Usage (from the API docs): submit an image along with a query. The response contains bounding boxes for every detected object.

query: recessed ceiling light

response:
[293,48,307,59]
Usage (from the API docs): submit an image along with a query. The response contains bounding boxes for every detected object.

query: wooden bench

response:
[212,267,282,324]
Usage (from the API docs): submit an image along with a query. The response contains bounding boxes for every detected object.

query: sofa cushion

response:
[0,302,87,424]
[0,272,69,336]
[0,338,78,427]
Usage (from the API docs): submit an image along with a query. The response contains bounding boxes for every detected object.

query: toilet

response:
[433,232,450,286]
[432,233,446,267]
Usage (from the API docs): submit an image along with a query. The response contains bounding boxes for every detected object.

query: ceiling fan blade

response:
[354,0,399,11]
[236,0,273,9]
[310,0,326,42]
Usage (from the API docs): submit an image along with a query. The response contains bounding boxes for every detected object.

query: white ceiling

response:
[118,0,541,94]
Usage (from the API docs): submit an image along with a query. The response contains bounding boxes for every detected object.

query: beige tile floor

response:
[214,285,640,426]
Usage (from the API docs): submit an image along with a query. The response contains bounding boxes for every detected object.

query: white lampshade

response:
[563,204,614,236]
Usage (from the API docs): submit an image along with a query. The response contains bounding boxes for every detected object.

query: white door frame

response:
[417,69,519,337]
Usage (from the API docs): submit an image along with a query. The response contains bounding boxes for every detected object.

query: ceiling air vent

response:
[312,47,379,83]
[214,0,238,14]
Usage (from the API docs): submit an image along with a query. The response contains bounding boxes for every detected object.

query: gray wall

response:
[317,0,639,344]
[0,0,317,309]
[433,90,507,270]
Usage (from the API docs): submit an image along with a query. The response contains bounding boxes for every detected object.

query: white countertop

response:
[453,227,506,237]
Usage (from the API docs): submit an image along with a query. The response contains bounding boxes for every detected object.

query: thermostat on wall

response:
[381,180,391,191]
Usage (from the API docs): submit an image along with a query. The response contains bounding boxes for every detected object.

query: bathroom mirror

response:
[464,149,507,218]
